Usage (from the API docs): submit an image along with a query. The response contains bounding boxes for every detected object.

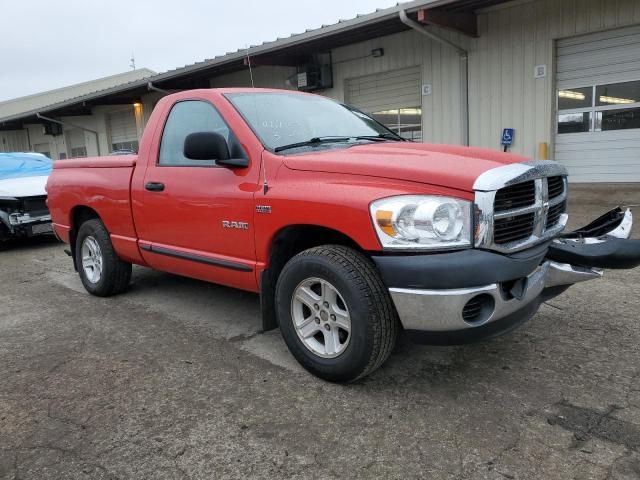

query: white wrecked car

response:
[0,152,53,243]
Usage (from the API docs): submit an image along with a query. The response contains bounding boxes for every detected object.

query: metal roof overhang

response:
[0,0,514,130]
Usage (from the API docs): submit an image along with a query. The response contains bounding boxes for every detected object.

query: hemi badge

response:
[256,205,272,214]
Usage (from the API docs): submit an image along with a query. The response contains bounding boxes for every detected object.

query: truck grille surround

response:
[474,161,569,253]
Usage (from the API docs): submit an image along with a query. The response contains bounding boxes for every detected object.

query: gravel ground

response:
[0,200,639,479]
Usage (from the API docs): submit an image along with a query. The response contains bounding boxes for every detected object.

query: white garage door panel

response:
[558,63,640,88]
[555,131,640,150]
[558,25,640,48]
[345,67,421,113]
[557,26,640,89]
[108,109,137,144]
[557,156,640,166]
[555,26,640,183]
[556,135,640,182]
[562,169,640,184]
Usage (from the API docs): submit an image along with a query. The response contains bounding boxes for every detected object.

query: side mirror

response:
[183,132,248,168]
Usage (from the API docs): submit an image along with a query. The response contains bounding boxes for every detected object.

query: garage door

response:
[108,108,139,153]
[555,25,640,183]
[345,67,422,141]
[66,129,87,158]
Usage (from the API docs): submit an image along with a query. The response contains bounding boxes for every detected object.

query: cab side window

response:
[159,100,230,166]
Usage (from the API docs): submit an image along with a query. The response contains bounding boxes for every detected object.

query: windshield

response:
[225,92,401,152]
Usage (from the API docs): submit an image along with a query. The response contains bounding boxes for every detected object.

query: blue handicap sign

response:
[501,128,514,146]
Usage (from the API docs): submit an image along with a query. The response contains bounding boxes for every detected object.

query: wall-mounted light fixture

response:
[371,48,385,58]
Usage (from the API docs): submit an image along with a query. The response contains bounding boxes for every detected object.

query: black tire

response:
[275,245,398,383]
[75,218,131,297]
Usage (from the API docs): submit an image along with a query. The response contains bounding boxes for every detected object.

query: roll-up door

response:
[108,108,139,153]
[66,129,87,158]
[555,25,640,183]
[345,67,422,141]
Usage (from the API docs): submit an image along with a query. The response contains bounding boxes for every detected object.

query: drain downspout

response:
[399,9,469,146]
[36,113,102,156]
[147,82,170,95]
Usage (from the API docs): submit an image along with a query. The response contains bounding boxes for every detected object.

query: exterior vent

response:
[547,201,566,228]
[462,294,494,324]
[494,213,536,244]
[494,181,536,212]
[547,176,565,200]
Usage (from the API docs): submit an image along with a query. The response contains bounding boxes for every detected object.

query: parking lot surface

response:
[1,198,639,480]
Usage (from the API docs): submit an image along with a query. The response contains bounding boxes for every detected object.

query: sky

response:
[0,0,401,102]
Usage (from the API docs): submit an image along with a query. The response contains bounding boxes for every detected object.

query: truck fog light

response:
[462,294,495,325]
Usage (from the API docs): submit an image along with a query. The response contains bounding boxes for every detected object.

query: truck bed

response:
[47,155,140,263]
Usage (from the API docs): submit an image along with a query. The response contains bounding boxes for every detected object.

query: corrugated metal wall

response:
[0,130,29,152]
[469,0,640,158]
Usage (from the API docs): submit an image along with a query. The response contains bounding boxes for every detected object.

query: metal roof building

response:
[2,0,640,182]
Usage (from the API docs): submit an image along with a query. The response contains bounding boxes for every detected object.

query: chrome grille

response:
[494,181,536,212]
[474,161,569,253]
[546,201,566,228]
[494,212,535,244]
[547,176,564,200]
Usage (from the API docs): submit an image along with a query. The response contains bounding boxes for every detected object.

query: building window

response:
[33,143,50,158]
[596,81,640,106]
[371,107,422,141]
[557,80,640,133]
[596,107,640,131]
[70,146,88,158]
[558,87,593,110]
[111,140,139,153]
[558,112,592,134]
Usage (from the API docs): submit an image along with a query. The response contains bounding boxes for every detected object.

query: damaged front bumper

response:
[0,208,53,240]
[373,208,640,345]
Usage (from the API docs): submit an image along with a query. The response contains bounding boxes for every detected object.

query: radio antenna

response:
[245,45,266,192]
[245,46,255,88]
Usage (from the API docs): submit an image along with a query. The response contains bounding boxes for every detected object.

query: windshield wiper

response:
[274,136,351,152]
[353,133,404,142]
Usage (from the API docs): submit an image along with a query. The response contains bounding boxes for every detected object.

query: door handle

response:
[145,182,165,192]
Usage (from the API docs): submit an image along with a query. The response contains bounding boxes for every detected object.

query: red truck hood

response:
[282,143,529,192]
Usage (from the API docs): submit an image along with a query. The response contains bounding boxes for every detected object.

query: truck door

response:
[134,99,259,291]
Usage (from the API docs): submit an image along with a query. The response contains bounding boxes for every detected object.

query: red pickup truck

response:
[47,88,640,382]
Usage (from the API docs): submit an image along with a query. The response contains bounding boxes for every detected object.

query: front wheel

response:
[75,219,132,297]
[275,245,398,382]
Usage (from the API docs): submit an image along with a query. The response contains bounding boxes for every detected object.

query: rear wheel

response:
[75,219,131,296]
[276,245,398,382]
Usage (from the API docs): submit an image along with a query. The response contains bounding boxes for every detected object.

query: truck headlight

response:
[370,195,472,250]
